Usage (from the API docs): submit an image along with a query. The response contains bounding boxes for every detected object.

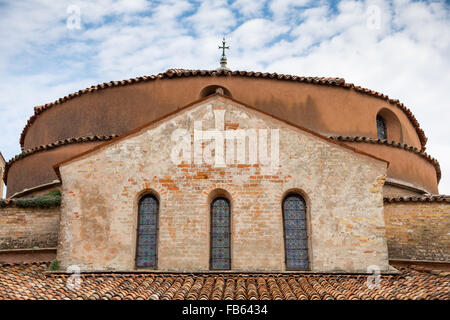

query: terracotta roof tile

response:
[0,262,448,300]
[3,135,118,185]
[19,69,427,150]
[384,195,450,203]
[329,136,441,182]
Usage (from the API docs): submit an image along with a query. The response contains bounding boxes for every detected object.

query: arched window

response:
[210,197,231,270]
[283,194,309,270]
[376,115,387,140]
[135,195,159,269]
[200,85,232,98]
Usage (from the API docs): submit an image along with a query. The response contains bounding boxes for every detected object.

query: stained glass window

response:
[135,195,158,269]
[377,115,387,140]
[210,197,231,270]
[283,194,309,270]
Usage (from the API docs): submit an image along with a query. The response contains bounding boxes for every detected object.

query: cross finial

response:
[218,37,229,57]
[217,37,230,71]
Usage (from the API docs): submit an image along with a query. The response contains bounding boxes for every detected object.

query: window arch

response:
[200,85,232,98]
[135,194,159,269]
[376,115,387,140]
[376,108,403,142]
[210,197,231,270]
[282,194,309,270]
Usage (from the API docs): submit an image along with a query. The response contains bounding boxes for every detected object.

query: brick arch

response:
[136,187,162,204]
[202,184,239,207]
[280,187,311,206]
[274,183,313,204]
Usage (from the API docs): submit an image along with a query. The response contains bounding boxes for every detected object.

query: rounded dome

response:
[4,69,439,197]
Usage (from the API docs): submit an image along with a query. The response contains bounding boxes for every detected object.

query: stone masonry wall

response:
[384,202,450,262]
[0,207,60,249]
[58,96,389,272]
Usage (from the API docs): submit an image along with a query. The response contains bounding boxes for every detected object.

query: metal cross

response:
[218,37,229,57]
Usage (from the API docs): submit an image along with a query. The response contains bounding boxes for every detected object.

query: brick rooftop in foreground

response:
[0,263,448,300]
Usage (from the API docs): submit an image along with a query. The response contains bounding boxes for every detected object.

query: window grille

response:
[283,194,309,270]
[210,197,231,270]
[377,115,387,140]
[135,195,159,269]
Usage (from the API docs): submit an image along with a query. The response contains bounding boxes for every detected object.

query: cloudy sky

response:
[0,0,449,195]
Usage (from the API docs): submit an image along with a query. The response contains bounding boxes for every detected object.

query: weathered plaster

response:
[57,96,389,272]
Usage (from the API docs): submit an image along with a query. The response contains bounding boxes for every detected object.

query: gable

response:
[55,94,387,176]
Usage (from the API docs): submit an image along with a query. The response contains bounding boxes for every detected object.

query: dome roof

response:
[21,68,427,150]
[5,68,438,198]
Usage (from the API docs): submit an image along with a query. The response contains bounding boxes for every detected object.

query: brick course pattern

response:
[384,201,450,262]
[0,262,448,300]
[0,207,60,249]
[57,95,389,272]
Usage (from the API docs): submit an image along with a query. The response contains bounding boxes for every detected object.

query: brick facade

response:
[0,206,60,249]
[384,202,450,262]
[57,95,390,272]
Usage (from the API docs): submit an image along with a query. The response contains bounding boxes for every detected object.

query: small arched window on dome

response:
[200,85,232,98]
[135,194,159,269]
[376,115,387,140]
[210,197,231,270]
[283,194,309,270]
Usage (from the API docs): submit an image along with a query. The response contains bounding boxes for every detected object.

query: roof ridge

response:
[19,68,427,150]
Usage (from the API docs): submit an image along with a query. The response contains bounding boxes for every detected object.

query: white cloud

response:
[0,0,449,194]
[232,0,267,17]
[231,18,290,49]
[184,0,236,36]
[269,0,312,20]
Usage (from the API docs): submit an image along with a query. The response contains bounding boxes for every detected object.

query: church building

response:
[0,46,448,300]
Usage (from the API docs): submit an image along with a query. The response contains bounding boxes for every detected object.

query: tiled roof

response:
[19,69,427,150]
[3,135,118,185]
[330,136,441,182]
[384,195,450,203]
[0,262,448,300]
